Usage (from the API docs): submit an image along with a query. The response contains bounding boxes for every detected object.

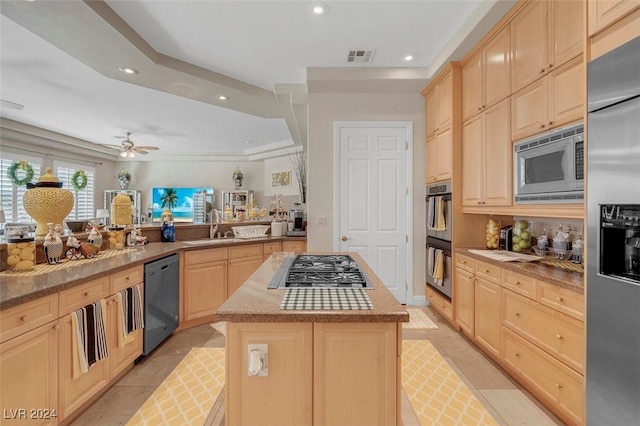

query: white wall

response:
[307,92,426,302]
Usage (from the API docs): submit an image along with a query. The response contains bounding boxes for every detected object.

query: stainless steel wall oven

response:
[426,181,452,299]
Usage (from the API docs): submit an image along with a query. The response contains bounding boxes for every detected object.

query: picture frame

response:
[272,170,291,187]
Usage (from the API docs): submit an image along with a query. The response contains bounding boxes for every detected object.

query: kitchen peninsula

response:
[214,252,409,426]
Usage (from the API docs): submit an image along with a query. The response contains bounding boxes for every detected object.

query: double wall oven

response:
[426,181,452,299]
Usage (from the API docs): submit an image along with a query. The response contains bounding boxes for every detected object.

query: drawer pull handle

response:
[126,276,130,281]
[515,352,521,357]
[19,315,26,322]
[515,312,520,317]
[557,297,564,302]
[484,269,490,273]
[555,383,563,389]
[515,281,521,285]
[556,334,564,340]
[84,292,89,296]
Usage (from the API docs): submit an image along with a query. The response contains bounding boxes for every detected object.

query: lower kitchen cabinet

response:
[454,267,474,336]
[107,287,144,378]
[225,321,399,426]
[183,248,228,322]
[0,321,58,426]
[228,255,264,296]
[426,285,454,325]
[474,278,502,359]
[226,323,313,425]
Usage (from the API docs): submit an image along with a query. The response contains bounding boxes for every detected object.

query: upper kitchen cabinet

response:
[588,0,640,36]
[423,63,460,184]
[512,55,584,141]
[511,0,583,93]
[462,27,511,122]
[462,98,511,209]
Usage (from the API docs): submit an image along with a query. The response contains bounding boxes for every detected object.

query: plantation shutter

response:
[0,155,43,223]
[54,162,95,221]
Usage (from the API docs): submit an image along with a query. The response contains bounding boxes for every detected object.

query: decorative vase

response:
[233,166,244,190]
[43,223,64,264]
[118,170,131,190]
[160,207,174,223]
[22,167,74,236]
[111,191,133,226]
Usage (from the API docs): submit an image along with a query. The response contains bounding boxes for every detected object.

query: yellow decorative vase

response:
[22,167,74,236]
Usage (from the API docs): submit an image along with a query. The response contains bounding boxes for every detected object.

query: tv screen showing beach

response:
[151,187,214,223]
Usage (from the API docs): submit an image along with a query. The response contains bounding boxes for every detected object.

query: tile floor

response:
[71,306,563,426]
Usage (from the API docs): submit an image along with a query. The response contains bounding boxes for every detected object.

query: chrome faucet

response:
[210,209,221,239]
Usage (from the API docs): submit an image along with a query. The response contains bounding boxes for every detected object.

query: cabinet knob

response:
[126,276,130,282]
[557,296,564,302]
[547,64,554,69]
[540,124,546,128]
[556,334,564,340]
[478,106,482,111]
[53,324,60,331]
[548,121,553,126]
[515,281,521,285]
[555,383,563,389]
[515,312,520,317]
[484,269,490,273]
[481,201,486,204]
[515,352,521,357]
[477,201,482,205]
[19,315,26,322]
[84,292,89,296]
[462,260,467,264]
[540,68,546,73]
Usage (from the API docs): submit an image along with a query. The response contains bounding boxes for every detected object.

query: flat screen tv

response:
[151,187,214,223]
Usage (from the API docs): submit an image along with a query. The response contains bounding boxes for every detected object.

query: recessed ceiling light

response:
[218,95,228,101]
[245,140,252,144]
[404,55,415,62]
[312,3,329,15]
[118,66,139,75]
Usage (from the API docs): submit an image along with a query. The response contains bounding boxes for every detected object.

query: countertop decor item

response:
[7,160,34,187]
[111,191,134,226]
[87,223,103,251]
[43,223,64,264]
[70,169,88,191]
[232,166,244,189]
[118,169,131,190]
[22,167,74,236]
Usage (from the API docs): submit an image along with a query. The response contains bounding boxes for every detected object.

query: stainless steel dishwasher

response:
[143,254,179,355]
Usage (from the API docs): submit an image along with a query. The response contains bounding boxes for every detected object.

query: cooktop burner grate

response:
[268,255,372,289]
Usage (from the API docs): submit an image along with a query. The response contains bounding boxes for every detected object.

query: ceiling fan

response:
[104,132,160,157]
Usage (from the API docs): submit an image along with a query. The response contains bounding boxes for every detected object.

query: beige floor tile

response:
[71,385,155,425]
[480,389,564,426]
[448,351,518,390]
[115,354,184,387]
[471,389,508,426]
[400,389,421,426]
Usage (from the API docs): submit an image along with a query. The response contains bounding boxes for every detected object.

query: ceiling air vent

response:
[347,50,375,63]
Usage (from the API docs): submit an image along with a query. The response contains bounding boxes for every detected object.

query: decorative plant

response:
[117,169,131,189]
[160,188,178,210]
[289,150,307,203]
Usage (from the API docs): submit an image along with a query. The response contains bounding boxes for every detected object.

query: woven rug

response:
[403,308,439,329]
[280,288,373,310]
[126,348,225,426]
[402,340,497,425]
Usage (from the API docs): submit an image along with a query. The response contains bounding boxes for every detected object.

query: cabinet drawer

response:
[503,329,584,425]
[59,277,110,316]
[185,247,227,265]
[0,293,58,343]
[501,269,536,300]
[455,253,474,272]
[474,260,501,283]
[537,281,584,321]
[426,285,453,322]
[263,241,283,255]
[228,243,263,259]
[110,265,143,293]
[282,240,306,253]
[502,290,584,374]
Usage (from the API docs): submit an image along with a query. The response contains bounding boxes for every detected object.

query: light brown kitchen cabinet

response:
[282,240,306,253]
[226,322,313,426]
[462,98,511,208]
[454,267,474,336]
[1,319,58,426]
[511,0,583,93]
[588,0,640,36]
[183,248,228,321]
[425,285,454,325]
[425,126,453,183]
[106,286,144,379]
[425,70,453,136]
[512,55,584,141]
[462,27,511,122]
[228,256,264,296]
[475,278,502,359]
[263,240,283,261]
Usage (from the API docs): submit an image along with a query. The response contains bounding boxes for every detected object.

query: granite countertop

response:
[0,236,306,310]
[213,252,409,324]
[455,247,584,294]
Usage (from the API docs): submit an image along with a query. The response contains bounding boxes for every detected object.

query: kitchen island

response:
[214,252,409,426]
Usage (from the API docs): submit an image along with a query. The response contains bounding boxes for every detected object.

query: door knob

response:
[341,236,350,242]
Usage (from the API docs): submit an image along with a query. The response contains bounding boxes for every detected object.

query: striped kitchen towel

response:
[115,284,144,348]
[70,299,109,378]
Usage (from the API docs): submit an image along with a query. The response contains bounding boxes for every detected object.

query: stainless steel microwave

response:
[514,123,584,204]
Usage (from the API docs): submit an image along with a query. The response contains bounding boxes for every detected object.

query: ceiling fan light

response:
[120,151,128,158]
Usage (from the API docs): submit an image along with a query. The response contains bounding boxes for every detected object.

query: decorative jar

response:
[486,218,500,249]
[108,227,125,250]
[22,167,74,236]
[6,236,36,272]
[111,192,133,226]
[512,220,532,253]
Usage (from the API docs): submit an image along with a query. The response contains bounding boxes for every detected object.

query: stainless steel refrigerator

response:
[587,36,640,425]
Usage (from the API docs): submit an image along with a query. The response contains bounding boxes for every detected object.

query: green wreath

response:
[7,161,34,187]
[71,169,88,191]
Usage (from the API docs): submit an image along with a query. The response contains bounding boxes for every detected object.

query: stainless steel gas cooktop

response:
[268,255,373,289]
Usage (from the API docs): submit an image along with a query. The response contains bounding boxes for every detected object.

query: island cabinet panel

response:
[183,260,227,321]
[225,323,313,426]
[314,322,398,426]
[0,321,58,426]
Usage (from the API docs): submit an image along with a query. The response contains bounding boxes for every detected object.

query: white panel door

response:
[336,123,410,303]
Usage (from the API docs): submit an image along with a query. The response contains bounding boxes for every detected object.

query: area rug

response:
[209,321,226,336]
[403,308,439,330]
[126,347,225,426]
[402,340,497,425]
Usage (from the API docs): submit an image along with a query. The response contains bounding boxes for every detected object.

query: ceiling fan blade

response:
[136,146,159,150]
[133,148,149,154]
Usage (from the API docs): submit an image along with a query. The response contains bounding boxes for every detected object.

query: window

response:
[0,154,43,223]
[55,161,95,220]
